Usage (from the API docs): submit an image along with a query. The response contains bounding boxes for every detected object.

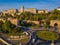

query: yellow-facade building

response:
[2,6,48,15]
[3,9,18,16]
[0,18,18,25]
[8,18,18,25]
[38,10,48,14]
[0,18,5,22]
[25,8,37,14]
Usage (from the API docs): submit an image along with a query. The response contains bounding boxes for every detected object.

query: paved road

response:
[26,31,38,45]
[0,26,60,45]
[24,26,60,45]
[0,35,14,45]
[0,41,5,45]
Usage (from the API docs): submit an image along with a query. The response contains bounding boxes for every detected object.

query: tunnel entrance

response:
[54,23,58,27]
[54,23,58,29]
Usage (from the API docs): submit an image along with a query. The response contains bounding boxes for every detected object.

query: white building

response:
[56,7,60,11]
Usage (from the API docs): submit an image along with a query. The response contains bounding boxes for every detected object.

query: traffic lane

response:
[0,41,6,45]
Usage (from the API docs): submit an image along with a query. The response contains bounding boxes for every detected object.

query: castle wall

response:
[25,8,37,14]
[3,9,18,16]
[38,10,48,14]
[50,20,60,28]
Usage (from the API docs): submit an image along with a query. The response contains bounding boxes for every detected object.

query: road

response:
[0,35,14,45]
[0,26,60,45]
[17,26,49,45]
[0,41,5,45]
[20,26,60,45]
[26,32,37,45]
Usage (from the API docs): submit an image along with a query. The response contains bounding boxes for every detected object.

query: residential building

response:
[8,18,19,25]
[56,7,60,11]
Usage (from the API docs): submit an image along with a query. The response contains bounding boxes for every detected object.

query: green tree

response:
[2,20,16,33]
[2,20,11,33]
[57,13,60,20]
[44,21,50,28]
[52,9,60,15]
[48,9,60,20]
[48,15,57,20]
[0,21,4,30]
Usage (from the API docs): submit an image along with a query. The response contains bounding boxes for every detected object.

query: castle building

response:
[38,10,48,14]
[19,6,24,13]
[2,6,49,16]
[3,10,8,14]
[2,6,48,15]
[25,8,37,14]
[3,9,18,16]
[19,6,48,14]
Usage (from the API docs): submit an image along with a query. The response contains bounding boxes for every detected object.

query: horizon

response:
[0,0,60,12]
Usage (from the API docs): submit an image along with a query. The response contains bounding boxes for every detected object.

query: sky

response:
[0,0,60,11]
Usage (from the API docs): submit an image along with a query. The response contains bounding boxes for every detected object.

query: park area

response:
[36,30,59,41]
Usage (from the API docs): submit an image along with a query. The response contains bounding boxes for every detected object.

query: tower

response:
[20,5,24,13]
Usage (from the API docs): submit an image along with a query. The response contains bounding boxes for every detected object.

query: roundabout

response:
[36,30,59,41]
